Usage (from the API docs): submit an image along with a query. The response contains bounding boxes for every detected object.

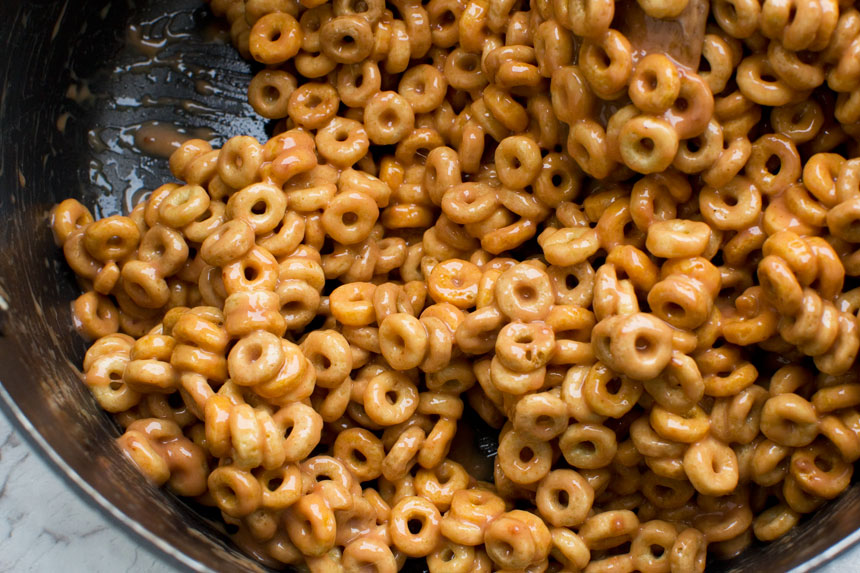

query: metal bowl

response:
[0,1,858,571]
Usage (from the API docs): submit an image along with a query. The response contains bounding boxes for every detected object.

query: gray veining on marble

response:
[0,412,171,573]
[1,408,860,573]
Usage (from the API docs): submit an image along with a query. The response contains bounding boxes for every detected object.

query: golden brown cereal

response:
[592,312,674,380]
[629,54,681,114]
[389,496,442,557]
[494,262,554,321]
[249,12,302,64]
[118,418,208,496]
[484,510,551,570]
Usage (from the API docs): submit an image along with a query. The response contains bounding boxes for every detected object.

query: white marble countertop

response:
[1,409,860,573]
[0,412,171,572]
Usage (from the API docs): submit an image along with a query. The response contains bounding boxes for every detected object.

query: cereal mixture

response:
[49,0,860,569]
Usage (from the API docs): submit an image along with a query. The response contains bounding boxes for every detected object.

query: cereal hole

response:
[655,484,673,497]
[167,392,184,409]
[380,110,398,128]
[251,201,267,215]
[407,518,424,534]
[622,220,637,237]
[639,137,656,153]
[814,455,834,472]
[646,71,658,91]
[262,85,281,103]
[515,284,536,301]
[651,544,666,558]
[725,1,738,19]
[594,47,610,69]
[556,488,570,507]
[760,70,779,83]
[267,476,284,491]
[127,281,148,302]
[220,485,238,507]
[342,211,359,226]
[685,137,702,153]
[282,300,306,314]
[635,335,652,353]
[197,208,214,222]
[595,333,612,357]
[441,378,459,391]
[662,302,686,320]
[519,446,535,462]
[606,377,622,394]
[515,332,534,344]
[435,467,452,483]
[460,55,479,72]
[97,304,111,320]
[765,155,781,175]
[576,441,596,455]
